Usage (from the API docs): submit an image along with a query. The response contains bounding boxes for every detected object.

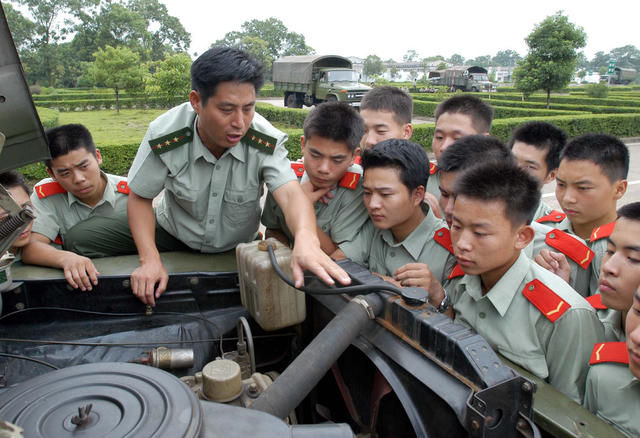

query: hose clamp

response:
[352,296,375,320]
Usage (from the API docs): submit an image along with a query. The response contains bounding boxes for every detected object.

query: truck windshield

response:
[472,74,489,81]
[327,70,359,82]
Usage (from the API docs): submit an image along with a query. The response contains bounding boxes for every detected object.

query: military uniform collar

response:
[191,115,247,164]
[380,208,441,260]
[68,172,115,208]
[459,252,529,317]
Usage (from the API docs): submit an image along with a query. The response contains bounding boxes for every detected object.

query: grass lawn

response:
[58,109,166,145]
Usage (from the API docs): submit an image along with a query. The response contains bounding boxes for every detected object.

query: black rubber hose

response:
[249,292,384,419]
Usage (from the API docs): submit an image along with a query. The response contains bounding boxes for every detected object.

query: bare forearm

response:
[22,239,70,268]
[127,193,159,263]
[317,227,338,255]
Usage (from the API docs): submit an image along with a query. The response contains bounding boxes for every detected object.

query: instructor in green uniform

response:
[127,47,350,305]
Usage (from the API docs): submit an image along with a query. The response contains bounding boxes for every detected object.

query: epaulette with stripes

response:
[243,127,277,155]
[585,294,607,310]
[536,210,566,224]
[291,162,305,178]
[433,227,454,254]
[149,127,192,154]
[545,229,594,270]
[522,279,570,323]
[35,181,67,199]
[590,342,628,365]
[338,171,360,190]
[590,222,616,242]
[429,161,438,175]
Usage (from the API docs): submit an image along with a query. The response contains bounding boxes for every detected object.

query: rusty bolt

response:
[471,420,480,431]
[522,381,533,392]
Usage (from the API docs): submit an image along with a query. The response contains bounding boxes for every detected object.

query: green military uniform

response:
[584,343,639,438]
[585,294,625,342]
[127,102,296,252]
[527,221,591,296]
[30,172,129,244]
[425,161,441,201]
[532,199,555,222]
[445,252,604,403]
[536,215,613,296]
[261,163,368,248]
[340,208,455,283]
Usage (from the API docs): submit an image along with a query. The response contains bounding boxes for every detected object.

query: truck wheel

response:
[326,95,337,102]
[472,87,478,92]
[285,93,297,108]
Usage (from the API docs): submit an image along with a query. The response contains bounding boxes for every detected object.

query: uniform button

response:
[215,165,221,170]
[209,219,215,224]
[390,251,395,257]
[322,225,328,231]
[556,215,562,219]
[176,190,182,196]
[437,231,443,237]
[212,192,218,197]
[479,312,486,319]
[549,233,556,239]
[529,285,535,291]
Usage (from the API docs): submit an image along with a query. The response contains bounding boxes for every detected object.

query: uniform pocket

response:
[222,188,261,231]
[165,171,206,218]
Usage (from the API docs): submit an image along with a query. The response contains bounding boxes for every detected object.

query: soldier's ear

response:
[189,90,202,114]
[46,167,55,180]
[515,224,535,250]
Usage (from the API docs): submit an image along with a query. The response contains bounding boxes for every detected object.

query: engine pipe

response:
[249,292,384,419]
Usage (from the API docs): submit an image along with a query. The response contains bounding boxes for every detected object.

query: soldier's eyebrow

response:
[54,158,90,173]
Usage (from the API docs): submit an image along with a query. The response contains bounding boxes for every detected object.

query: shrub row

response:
[32,92,148,102]
[35,107,59,129]
[487,93,640,108]
[412,100,586,118]
[255,102,307,127]
[32,96,186,111]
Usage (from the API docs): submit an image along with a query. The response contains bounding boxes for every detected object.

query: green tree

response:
[389,67,399,80]
[448,53,464,65]
[363,55,384,78]
[146,52,191,106]
[87,46,146,113]
[492,50,521,67]
[403,49,419,62]
[2,2,35,50]
[423,55,445,62]
[514,11,586,108]
[609,45,640,70]
[468,55,491,67]
[436,61,447,70]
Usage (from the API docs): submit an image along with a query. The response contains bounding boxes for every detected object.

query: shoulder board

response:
[429,161,438,175]
[522,279,571,323]
[338,171,361,190]
[590,221,616,242]
[585,294,607,310]
[116,180,130,195]
[53,235,63,246]
[545,229,594,269]
[590,342,629,365]
[291,162,305,178]
[448,264,464,279]
[149,126,193,155]
[536,210,566,224]
[433,227,454,254]
[243,127,277,155]
[35,181,67,199]
[354,155,362,165]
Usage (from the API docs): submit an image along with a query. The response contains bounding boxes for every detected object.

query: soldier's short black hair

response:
[454,161,541,227]
[617,202,640,221]
[303,102,365,152]
[560,133,629,183]
[434,95,494,133]
[360,86,413,124]
[0,170,29,195]
[191,46,264,106]
[507,121,567,174]
[361,139,427,192]
[45,124,96,169]
[439,135,514,173]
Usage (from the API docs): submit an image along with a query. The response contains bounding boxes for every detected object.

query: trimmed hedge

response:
[32,96,185,111]
[413,100,586,118]
[35,107,59,129]
[255,102,306,127]
[487,93,640,108]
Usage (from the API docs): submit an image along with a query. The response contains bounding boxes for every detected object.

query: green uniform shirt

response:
[445,252,604,403]
[341,208,454,283]
[532,199,555,222]
[425,165,441,201]
[527,221,591,296]
[598,308,624,342]
[31,172,129,242]
[584,362,640,438]
[127,103,295,252]
[261,164,368,245]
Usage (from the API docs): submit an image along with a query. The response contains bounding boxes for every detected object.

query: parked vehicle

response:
[441,66,496,92]
[272,55,371,108]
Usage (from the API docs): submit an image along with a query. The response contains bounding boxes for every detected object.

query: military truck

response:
[272,55,371,108]
[605,67,638,85]
[0,7,626,437]
[441,66,496,92]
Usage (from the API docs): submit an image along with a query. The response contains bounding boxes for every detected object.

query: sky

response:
[161,0,640,61]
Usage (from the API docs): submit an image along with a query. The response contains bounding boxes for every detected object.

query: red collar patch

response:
[448,264,464,279]
[590,342,629,365]
[429,161,438,175]
[585,294,607,310]
[338,171,360,190]
[536,210,566,224]
[433,227,454,254]
[291,162,305,178]
[522,279,570,323]
[116,180,130,195]
[590,222,616,242]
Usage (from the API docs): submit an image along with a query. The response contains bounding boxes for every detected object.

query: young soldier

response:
[426,161,603,403]
[537,134,629,295]
[261,102,368,254]
[584,286,640,437]
[438,135,592,295]
[0,171,34,260]
[333,139,454,286]
[21,124,130,291]
[507,121,567,221]
[427,95,493,200]
[360,86,413,151]
[586,202,640,342]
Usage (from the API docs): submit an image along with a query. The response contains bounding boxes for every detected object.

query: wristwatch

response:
[436,290,451,313]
